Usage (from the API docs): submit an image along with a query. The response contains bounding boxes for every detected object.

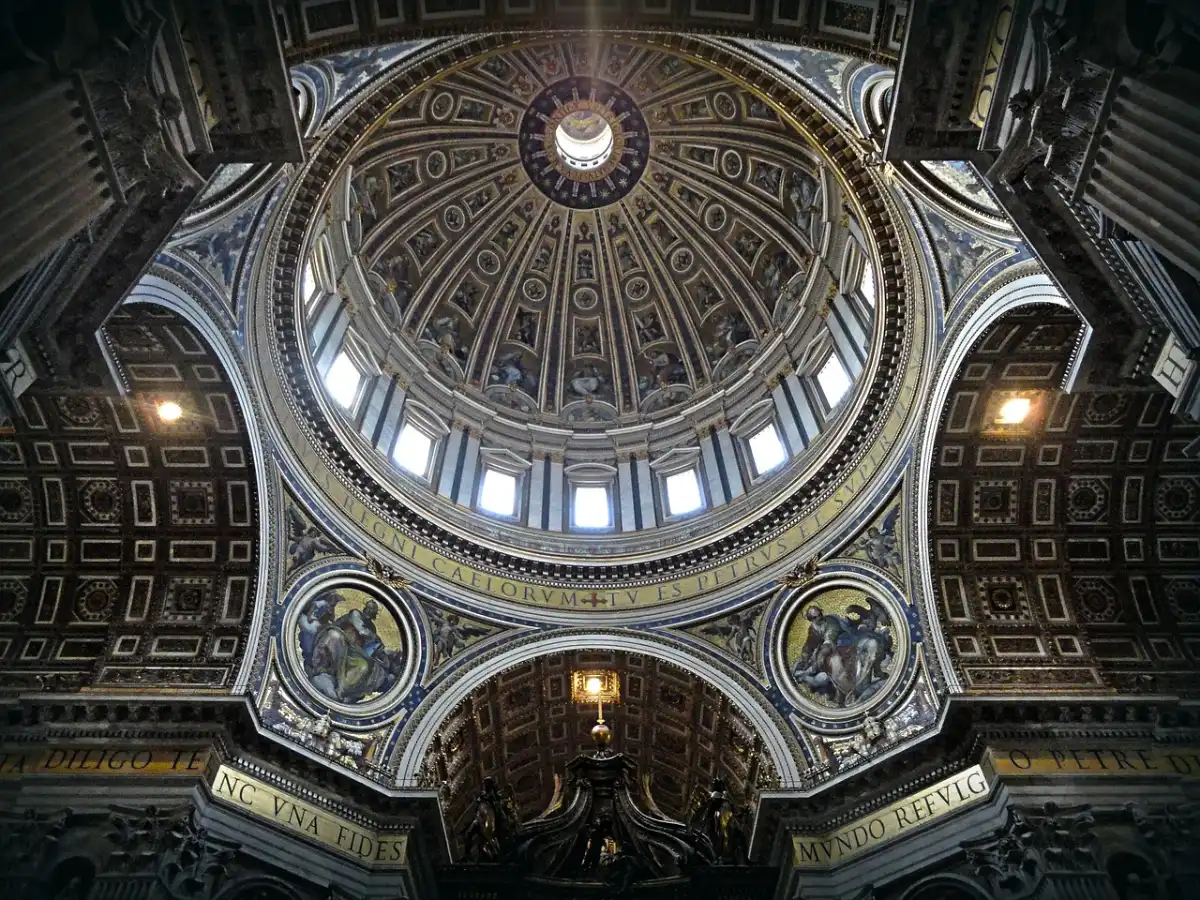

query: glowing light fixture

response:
[996,397,1032,425]
[157,401,183,423]
[585,676,603,696]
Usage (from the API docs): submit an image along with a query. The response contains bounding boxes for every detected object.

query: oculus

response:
[294,586,408,707]
[779,583,906,719]
[519,77,648,209]
[555,110,614,171]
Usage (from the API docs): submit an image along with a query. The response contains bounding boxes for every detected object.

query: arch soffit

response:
[124,271,283,695]
[391,629,804,785]
[908,265,1071,692]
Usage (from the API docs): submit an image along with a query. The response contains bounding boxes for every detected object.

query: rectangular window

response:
[748,423,787,475]
[325,352,362,409]
[479,469,517,517]
[302,261,319,306]
[393,423,433,478]
[573,485,611,529]
[817,354,852,407]
[665,469,703,516]
[860,261,876,307]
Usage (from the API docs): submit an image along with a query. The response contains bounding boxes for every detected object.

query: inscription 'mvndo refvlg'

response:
[793,766,990,868]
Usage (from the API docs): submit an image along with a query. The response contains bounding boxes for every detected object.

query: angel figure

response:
[858,505,901,570]
[427,607,491,665]
[287,506,338,568]
[701,610,758,663]
[788,169,822,237]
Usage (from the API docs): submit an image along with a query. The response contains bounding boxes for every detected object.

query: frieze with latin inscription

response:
[792,765,991,868]
[0,746,210,777]
[988,745,1200,777]
[209,764,409,868]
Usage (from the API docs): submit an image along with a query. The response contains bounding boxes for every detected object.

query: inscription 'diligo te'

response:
[0,747,209,776]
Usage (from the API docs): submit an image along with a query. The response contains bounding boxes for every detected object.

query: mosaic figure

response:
[787,590,894,708]
[297,589,405,705]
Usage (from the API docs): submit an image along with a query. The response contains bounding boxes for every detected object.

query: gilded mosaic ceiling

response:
[345,41,836,426]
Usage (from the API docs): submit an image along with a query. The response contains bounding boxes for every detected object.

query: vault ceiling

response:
[422,650,776,852]
[930,305,1200,694]
[343,40,836,427]
[0,305,258,693]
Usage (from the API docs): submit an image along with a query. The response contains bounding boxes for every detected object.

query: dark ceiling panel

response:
[0,304,259,693]
[929,305,1200,695]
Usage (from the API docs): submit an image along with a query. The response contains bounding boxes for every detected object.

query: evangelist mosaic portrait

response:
[784,588,896,711]
[294,587,407,705]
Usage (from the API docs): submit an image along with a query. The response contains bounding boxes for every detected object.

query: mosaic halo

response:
[281,574,418,718]
[519,77,649,208]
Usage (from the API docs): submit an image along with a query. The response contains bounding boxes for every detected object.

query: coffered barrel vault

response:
[0,305,260,692]
[930,305,1200,694]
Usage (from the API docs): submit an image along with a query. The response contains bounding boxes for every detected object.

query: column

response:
[635,456,656,529]
[547,455,565,532]
[715,427,745,499]
[359,377,406,455]
[311,297,350,377]
[699,431,727,508]
[527,455,547,529]
[454,429,481,507]
[826,305,865,379]
[436,427,465,500]
[618,456,638,532]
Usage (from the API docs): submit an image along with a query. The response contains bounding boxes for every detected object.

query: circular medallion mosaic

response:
[777,581,908,721]
[519,77,649,209]
[288,582,414,712]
